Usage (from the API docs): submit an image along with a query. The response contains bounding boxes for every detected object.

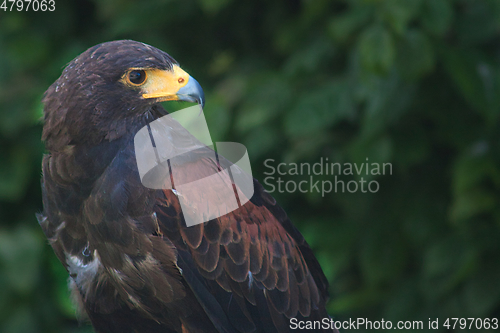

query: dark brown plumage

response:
[38,40,337,333]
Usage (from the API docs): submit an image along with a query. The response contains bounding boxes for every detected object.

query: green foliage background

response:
[1,0,500,332]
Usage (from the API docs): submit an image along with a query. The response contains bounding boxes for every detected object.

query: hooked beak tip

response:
[177,76,205,109]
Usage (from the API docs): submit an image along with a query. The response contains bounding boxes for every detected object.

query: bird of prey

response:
[38,40,337,333]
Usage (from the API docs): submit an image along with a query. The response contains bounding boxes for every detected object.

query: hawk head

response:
[42,40,204,150]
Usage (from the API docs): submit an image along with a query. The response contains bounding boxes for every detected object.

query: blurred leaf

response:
[452,148,497,194]
[0,12,29,32]
[1,307,37,333]
[283,36,335,76]
[450,188,496,222]
[456,0,500,45]
[329,288,382,313]
[396,29,435,79]
[358,24,395,74]
[383,280,420,322]
[6,34,49,70]
[441,47,500,120]
[0,274,10,318]
[359,226,408,286]
[423,236,477,298]
[0,226,43,293]
[236,74,291,133]
[357,72,416,138]
[382,0,422,35]
[328,6,372,43]
[208,51,235,76]
[421,0,453,36]
[463,264,500,316]
[242,125,280,159]
[0,146,32,201]
[392,124,429,168]
[198,0,232,14]
[283,132,331,162]
[284,79,354,137]
[348,135,393,174]
[214,76,247,107]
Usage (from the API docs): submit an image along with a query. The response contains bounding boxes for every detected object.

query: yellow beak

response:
[140,65,205,108]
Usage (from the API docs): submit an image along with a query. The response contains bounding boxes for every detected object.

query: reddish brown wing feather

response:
[155,152,334,332]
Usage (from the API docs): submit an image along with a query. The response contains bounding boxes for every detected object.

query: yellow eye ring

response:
[127,69,147,86]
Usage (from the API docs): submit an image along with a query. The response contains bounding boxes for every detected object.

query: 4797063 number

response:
[1,0,55,11]
[443,318,498,330]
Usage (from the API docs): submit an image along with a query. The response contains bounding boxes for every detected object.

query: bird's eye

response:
[128,70,147,85]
